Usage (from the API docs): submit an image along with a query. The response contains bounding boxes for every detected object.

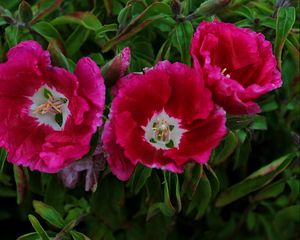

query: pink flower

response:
[0,41,105,173]
[102,61,227,181]
[191,21,282,114]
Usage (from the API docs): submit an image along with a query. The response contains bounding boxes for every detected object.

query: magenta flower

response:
[102,61,227,181]
[0,41,105,173]
[191,21,282,114]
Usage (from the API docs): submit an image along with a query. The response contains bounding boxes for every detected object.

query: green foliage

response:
[0,0,299,239]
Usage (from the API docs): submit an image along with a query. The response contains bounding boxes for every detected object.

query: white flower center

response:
[29,85,70,131]
[143,110,186,150]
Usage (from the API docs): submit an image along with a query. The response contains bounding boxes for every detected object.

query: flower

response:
[0,41,105,173]
[191,21,282,114]
[102,61,227,181]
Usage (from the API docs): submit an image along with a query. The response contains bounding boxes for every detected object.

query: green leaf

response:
[253,180,285,201]
[226,115,255,130]
[91,175,125,230]
[204,164,220,198]
[47,39,70,70]
[287,178,300,202]
[51,12,102,31]
[274,205,300,239]
[95,24,117,39]
[275,7,296,70]
[31,21,62,42]
[66,26,90,56]
[172,21,193,65]
[44,175,66,214]
[181,164,202,198]
[147,172,179,220]
[13,165,29,204]
[102,2,172,52]
[5,25,18,48]
[212,131,239,165]
[215,153,296,207]
[17,232,40,240]
[28,215,50,240]
[117,4,132,26]
[186,171,212,219]
[127,164,152,195]
[70,230,90,240]
[31,0,63,24]
[70,230,91,240]
[246,211,256,231]
[0,148,7,173]
[33,200,65,228]
[18,1,33,23]
[250,115,267,130]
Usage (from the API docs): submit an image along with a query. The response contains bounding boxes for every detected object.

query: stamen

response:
[221,68,231,78]
[33,96,66,115]
[221,68,227,74]
[152,118,171,142]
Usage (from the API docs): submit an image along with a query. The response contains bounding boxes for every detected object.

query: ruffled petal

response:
[155,61,213,122]
[165,108,227,165]
[102,120,135,181]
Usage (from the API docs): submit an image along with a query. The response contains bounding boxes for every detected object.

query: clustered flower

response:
[0,21,282,183]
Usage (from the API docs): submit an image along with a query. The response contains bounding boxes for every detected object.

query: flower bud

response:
[195,0,231,16]
[171,0,182,16]
[18,1,33,24]
[102,47,131,87]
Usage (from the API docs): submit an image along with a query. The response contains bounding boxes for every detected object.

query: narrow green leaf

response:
[0,148,7,173]
[70,230,91,240]
[212,131,239,165]
[250,115,267,130]
[102,16,162,52]
[51,12,102,31]
[66,26,90,56]
[215,153,296,207]
[253,180,285,201]
[33,200,65,228]
[172,21,193,65]
[186,171,212,219]
[47,39,70,70]
[117,4,132,26]
[28,215,50,240]
[13,165,29,204]
[226,115,255,130]
[128,164,152,195]
[5,25,18,48]
[17,232,40,240]
[31,21,62,42]
[204,164,220,198]
[246,211,256,231]
[102,2,172,52]
[275,7,296,70]
[95,24,117,38]
[31,0,62,24]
